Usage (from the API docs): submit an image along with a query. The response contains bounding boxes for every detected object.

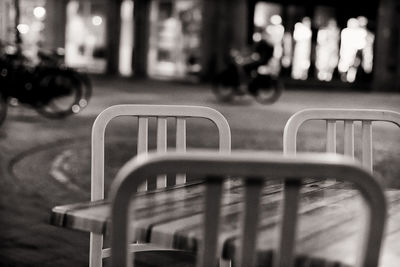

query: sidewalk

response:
[0,76,399,266]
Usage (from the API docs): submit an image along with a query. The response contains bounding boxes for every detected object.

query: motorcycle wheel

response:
[212,67,238,102]
[0,95,8,126]
[36,71,83,118]
[72,71,92,110]
[252,76,283,104]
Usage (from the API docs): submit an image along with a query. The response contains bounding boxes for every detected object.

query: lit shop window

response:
[315,19,340,81]
[119,0,134,76]
[253,2,374,83]
[65,1,106,73]
[291,17,312,80]
[147,0,202,79]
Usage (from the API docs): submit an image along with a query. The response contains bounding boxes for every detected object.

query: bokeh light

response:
[33,6,46,19]
[270,14,282,25]
[17,24,30,34]
[92,15,103,26]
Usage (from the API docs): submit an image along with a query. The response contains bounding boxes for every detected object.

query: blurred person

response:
[228,30,274,93]
[281,32,293,68]
[266,14,284,74]
[291,17,312,80]
[241,30,274,72]
[358,16,374,76]
[338,18,366,82]
[315,19,340,81]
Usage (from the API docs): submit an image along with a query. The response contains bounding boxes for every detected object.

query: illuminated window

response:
[147,0,202,79]
[315,19,339,81]
[65,1,106,73]
[252,2,375,83]
[291,17,312,80]
[119,0,134,76]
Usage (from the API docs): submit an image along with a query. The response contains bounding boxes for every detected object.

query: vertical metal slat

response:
[275,179,301,267]
[326,120,337,153]
[362,121,373,172]
[344,120,355,157]
[137,117,148,191]
[239,179,262,267]
[176,117,186,184]
[197,178,223,267]
[157,117,168,188]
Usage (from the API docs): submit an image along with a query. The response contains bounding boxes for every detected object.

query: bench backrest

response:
[109,151,386,267]
[283,108,400,172]
[90,104,231,267]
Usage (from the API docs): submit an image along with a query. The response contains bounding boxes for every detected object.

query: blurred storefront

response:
[64,0,107,73]
[1,0,398,90]
[0,0,15,44]
[250,1,377,85]
[132,0,399,90]
[0,0,107,72]
[247,0,400,91]
[1,0,48,59]
[131,0,248,80]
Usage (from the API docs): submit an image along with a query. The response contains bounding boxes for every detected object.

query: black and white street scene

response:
[0,0,399,267]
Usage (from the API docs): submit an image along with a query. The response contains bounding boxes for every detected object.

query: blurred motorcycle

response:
[0,44,91,126]
[212,42,283,104]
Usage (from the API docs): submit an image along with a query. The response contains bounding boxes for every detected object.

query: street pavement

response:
[0,76,399,266]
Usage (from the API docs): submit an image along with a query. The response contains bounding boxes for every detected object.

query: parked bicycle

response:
[212,39,283,104]
[0,44,92,126]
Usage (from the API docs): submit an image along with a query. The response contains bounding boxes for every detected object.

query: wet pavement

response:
[0,76,399,266]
